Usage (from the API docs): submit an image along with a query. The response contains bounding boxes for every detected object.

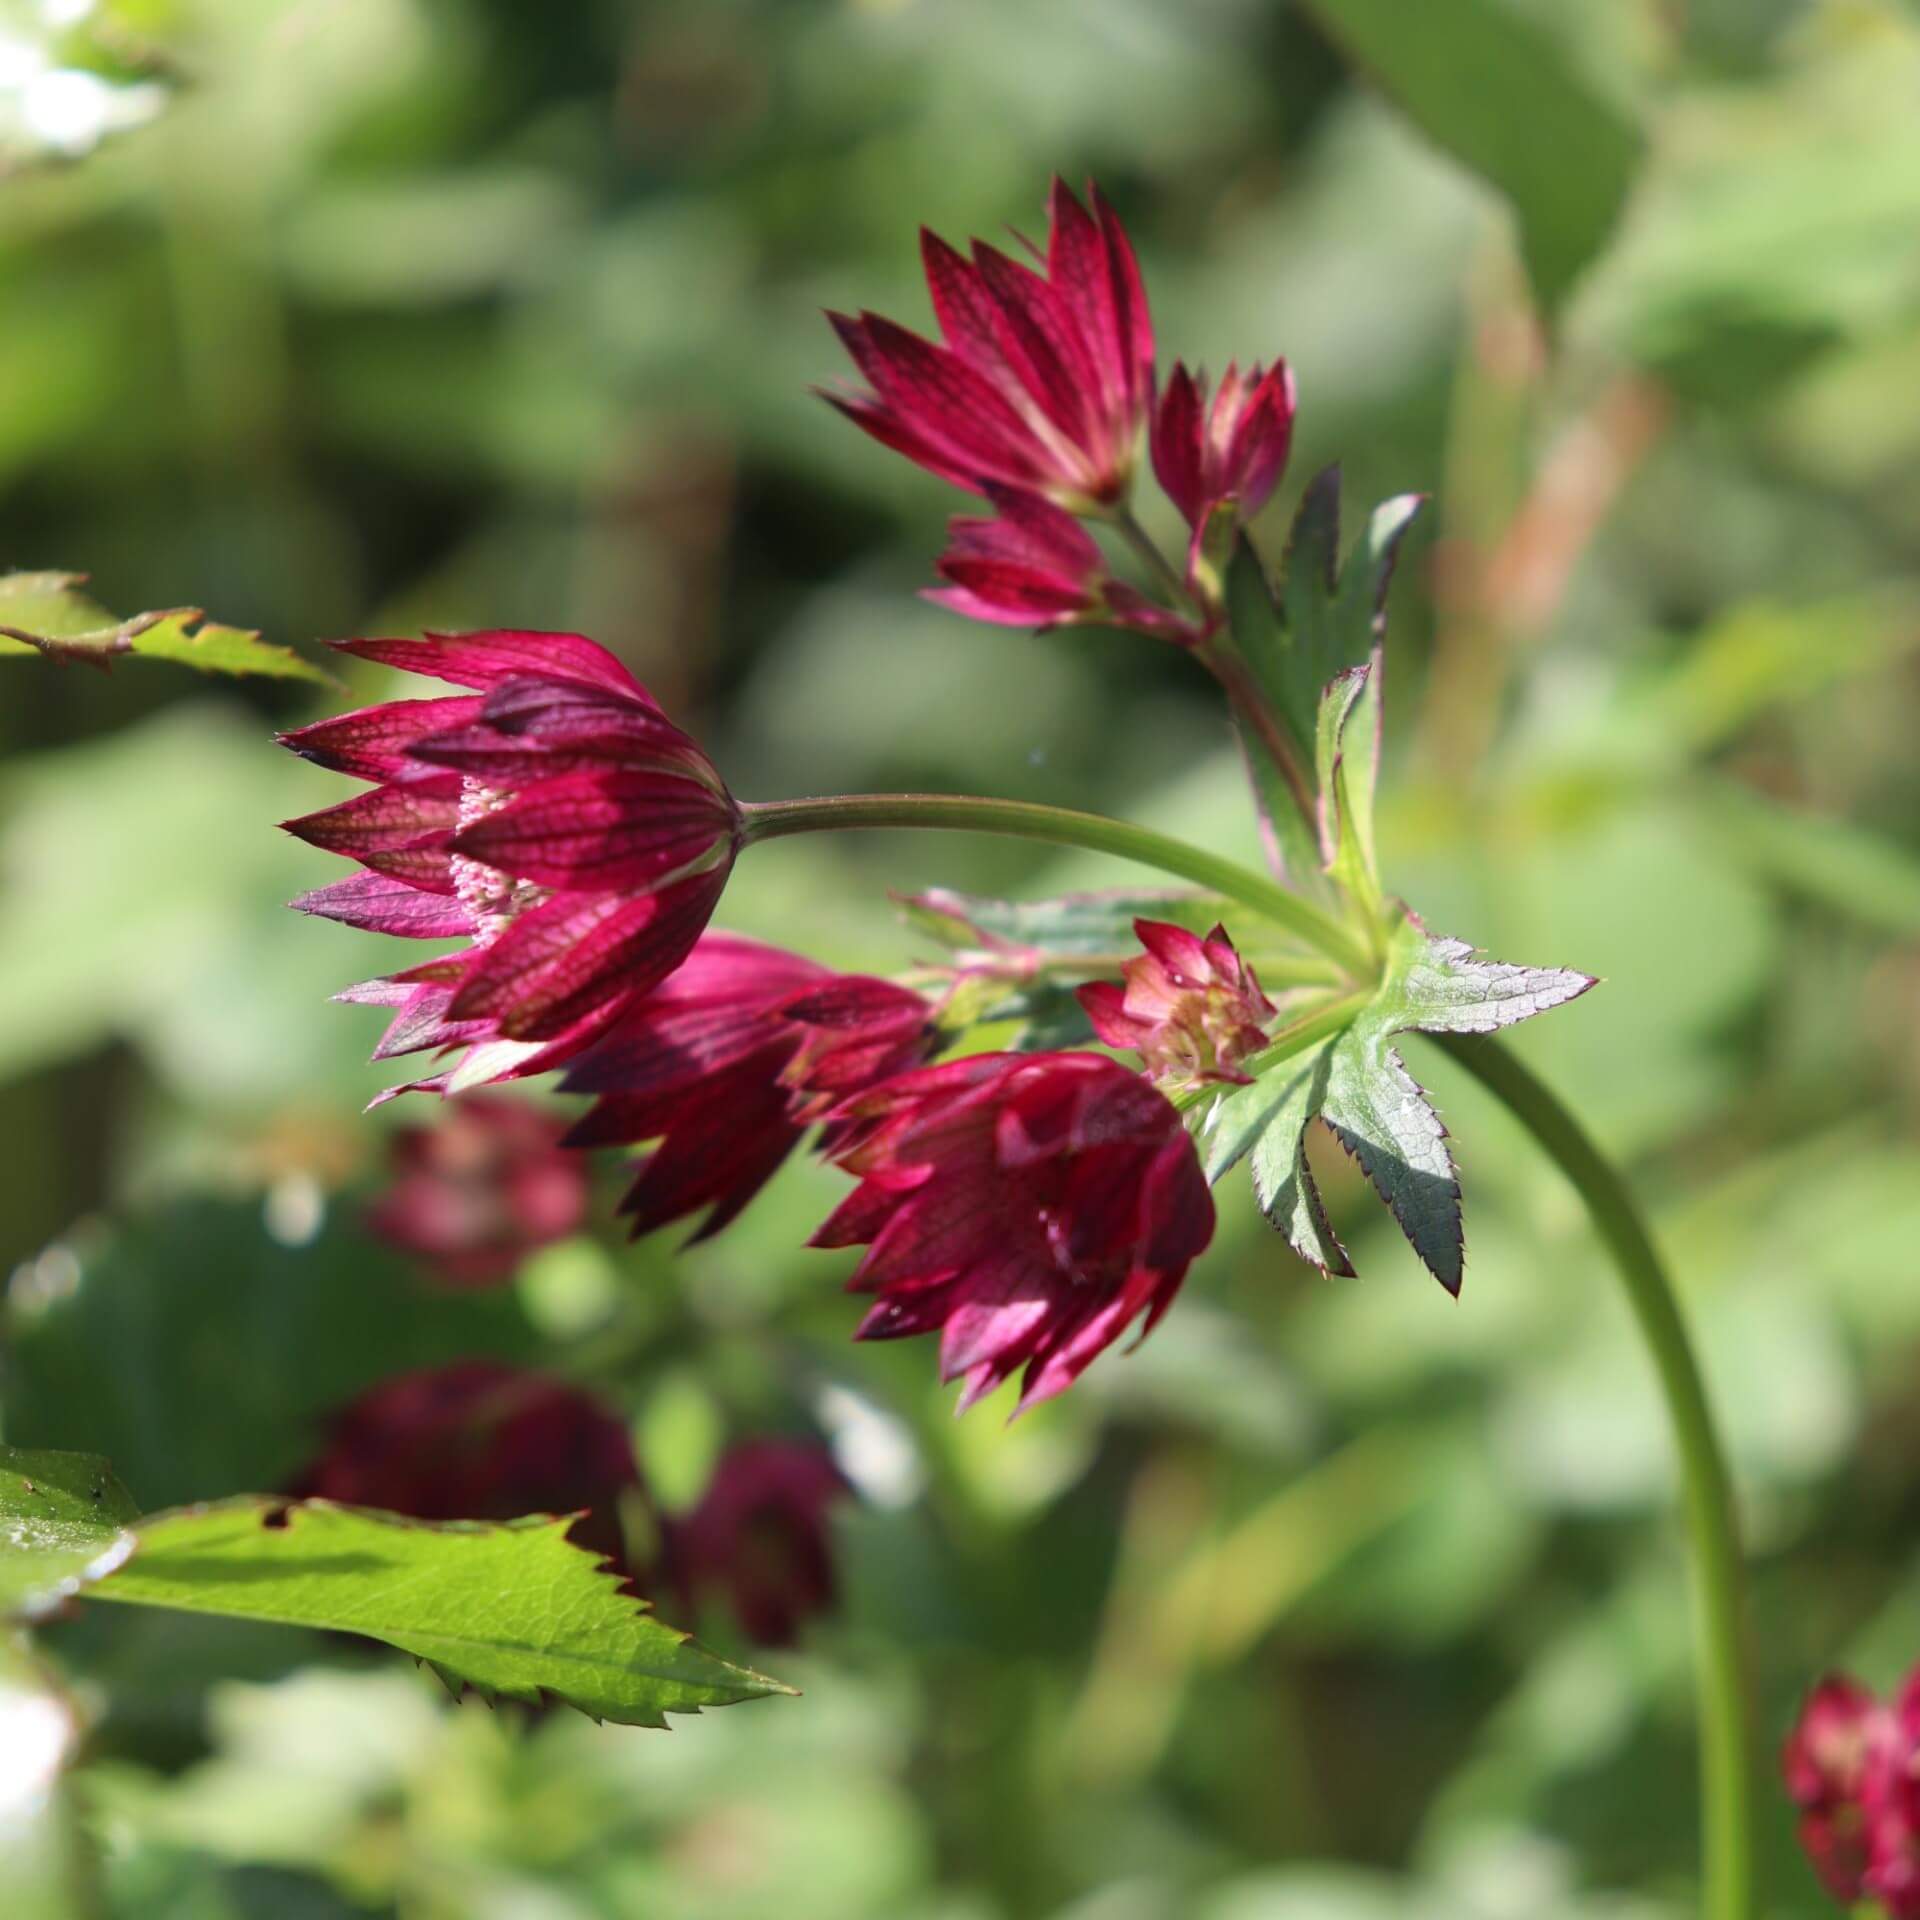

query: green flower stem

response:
[739,794,1375,977]
[1195,640,1319,827]
[1432,1033,1756,1920]
[1112,505,1193,609]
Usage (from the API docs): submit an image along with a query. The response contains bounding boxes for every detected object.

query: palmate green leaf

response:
[0,1447,140,1620]
[1202,916,1593,1290]
[0,1446,787,1725]
[0,571,333,685]
[1298,0,1643,314]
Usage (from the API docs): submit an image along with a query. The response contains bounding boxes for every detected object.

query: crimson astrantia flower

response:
[812,1051,1215,1412]
[1151,358,1296,541]
[824,178,1153,512]
[287,1361,647,1575]
[559,934,935,1241]
[675,1439,847,1647]
[926,485,1195,643]
[281,630,739,1090]
[1783,1673,1894,1907]
[366,1095,588,1287]
[1077,918,1274,1089]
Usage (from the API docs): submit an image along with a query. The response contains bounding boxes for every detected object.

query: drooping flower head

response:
[367,1095,589,1287]
[560,934,935,1241]
[1151,358,1297,533]
[812,1051,1215,1412]
[824,178,1154,514]
[1783,1673,1895,1908]
[675,1439,847,1647]
[287,1361,647,1575]
[927,485,1197,644]
[281,630,739,1094]
[1077,919,1274,1089]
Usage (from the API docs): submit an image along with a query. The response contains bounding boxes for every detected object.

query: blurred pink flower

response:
[289,1361,646,1576]
[366,1095,587,1287]
[676,1439,847,1647]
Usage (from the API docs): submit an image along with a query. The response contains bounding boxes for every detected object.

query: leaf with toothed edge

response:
[0,571,335,684]
[1221,479,1422,895]
[76,1494,789,1725]
[1200,912,1593,1290]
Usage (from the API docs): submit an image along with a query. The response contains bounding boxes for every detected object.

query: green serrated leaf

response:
[1223,484,1422,903]
[1207,916,1592,1291]
[0,571,333,685]
[1225,531,1333,900]
[1298,0,1643,313]
[90,1498,788,1727]
[0,1446,141,1620]
[1314,665,1383,915]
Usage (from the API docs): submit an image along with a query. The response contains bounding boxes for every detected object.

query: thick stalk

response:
[740,793,1374,977]
[1431,1033,1756,1920]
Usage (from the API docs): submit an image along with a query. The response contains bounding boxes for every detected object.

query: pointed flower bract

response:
[824,178,1154,513]
[560,934,935,1242]
[281,630,740,1094]
[813,1051,1214,1412]
[1078,918,1275,1089]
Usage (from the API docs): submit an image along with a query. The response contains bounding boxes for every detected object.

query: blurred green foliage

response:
[4,0,1920,1915]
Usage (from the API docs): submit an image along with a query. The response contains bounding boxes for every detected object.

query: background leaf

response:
[88,1497,787,1728]
[0,572,332,685]
[1298,0,1643,311]
[0,1445,139,1619]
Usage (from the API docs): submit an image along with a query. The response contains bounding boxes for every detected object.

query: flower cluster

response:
[1783,1670,1920,1911]
[822,176,1293,646]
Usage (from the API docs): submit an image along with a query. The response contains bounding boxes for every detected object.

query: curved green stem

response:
[1432,1033,1756,1920]
[740,793,1374,977]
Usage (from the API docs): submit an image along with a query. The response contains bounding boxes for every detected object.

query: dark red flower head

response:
[1077,919,1274,1089]
[926,485,1196,643]
[559,934,935,1242]
[824,178,1154,513]
[812,1051,1215,1412]
[281,631,739,1094]
[1783,1673,1895,1908]
[1151,358,1296,532]
[366,1095,588,1287]
[287,1361,645,1574]
[675,1439,847,1647]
